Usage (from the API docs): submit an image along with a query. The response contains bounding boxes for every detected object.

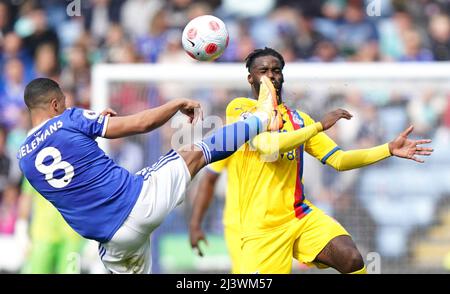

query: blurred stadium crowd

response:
[1,0,450,273]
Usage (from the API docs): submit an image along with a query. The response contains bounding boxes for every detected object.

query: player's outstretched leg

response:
[179,76,281,177]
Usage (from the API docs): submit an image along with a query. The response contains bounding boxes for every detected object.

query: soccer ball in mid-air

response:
[182,15,229,61]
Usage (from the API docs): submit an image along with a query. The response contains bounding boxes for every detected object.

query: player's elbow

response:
[333,164,347,172]
[326,160,347,172]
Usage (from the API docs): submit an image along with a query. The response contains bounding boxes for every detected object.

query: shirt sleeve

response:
[301,111,341,164]
[325,143,391,171]
[66,108,110,138]
[250,122,323,155]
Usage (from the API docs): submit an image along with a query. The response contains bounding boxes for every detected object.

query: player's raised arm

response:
[104,98,201,139]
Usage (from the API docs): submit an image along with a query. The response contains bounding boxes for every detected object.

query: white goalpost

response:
[92,62,450,107]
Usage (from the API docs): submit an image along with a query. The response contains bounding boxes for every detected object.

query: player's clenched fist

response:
[177,98,203,124]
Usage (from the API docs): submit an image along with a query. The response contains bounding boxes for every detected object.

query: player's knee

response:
[341,249,364,273]
[177,146,206,177]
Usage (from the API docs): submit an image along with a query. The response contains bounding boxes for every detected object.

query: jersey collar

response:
[27,119,51,137]
[26,110,68,137]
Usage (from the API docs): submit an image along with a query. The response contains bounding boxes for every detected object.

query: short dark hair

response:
[24,78,63,109]
[245,47,285,72]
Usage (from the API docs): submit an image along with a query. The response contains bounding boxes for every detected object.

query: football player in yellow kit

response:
[189,47,433,274]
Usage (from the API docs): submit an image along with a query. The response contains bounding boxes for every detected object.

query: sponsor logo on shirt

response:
[293,111,304,127]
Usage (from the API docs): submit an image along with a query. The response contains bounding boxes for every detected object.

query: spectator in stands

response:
[0,1,12,37]
[135,8,170,63]
[351,41,380,61]
[60,44,91,108]
[0,126,11,193]
[335,0,379,59]
[294,13,325,60]
[99,24,129,63]
[407,88,447,136]
[5,109,29,185]
[33,43,59,80]
[0,184,19,235]
[309,39,341,62]
[22,8,60,59]
[428,14,450,61]
[83,0,125,43]
[378,8,413,61]
[399,29,434,61]
[0,58,27,129]
[0,32,34,79]
[120,0,164,39]
[165,0,196,29]
[314,0,344,41]
[158,30,191,64]
[186,1,213,21]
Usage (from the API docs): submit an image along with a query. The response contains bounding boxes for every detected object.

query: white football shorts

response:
[98,149,191,274]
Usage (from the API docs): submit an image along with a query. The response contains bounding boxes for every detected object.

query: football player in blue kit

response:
[18,77,282,273]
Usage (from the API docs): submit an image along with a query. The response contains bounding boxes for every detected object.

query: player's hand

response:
[179,99,203,124]
[100,108,118,117]
[189,225,208,257]
[388,125,433,163]
[320,108,353,131]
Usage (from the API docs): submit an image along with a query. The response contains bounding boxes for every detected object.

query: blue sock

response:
[195,115,264,164]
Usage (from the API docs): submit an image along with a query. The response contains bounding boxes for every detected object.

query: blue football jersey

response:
[18,108,143,243]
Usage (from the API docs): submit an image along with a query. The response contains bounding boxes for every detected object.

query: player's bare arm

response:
[104,98,201,139]
[189,170,220,256]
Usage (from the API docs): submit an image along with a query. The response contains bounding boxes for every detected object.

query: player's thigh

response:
[133,150,191,232]
[240,228,294,274]
[293,207,350,267]
[100,221,151,274]
[224,225,241,274]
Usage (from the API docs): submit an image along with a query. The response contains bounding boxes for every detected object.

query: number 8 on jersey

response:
[35,147,74,188]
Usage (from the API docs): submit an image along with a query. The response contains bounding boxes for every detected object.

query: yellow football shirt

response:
[208,97,258,228]
[222,98,340,237]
